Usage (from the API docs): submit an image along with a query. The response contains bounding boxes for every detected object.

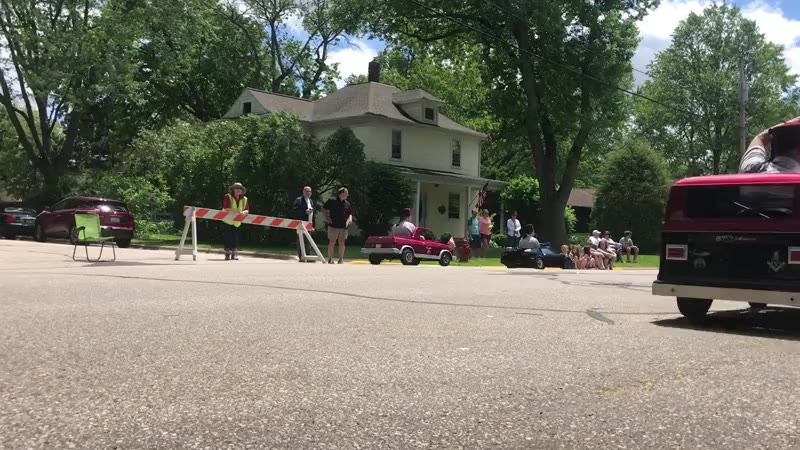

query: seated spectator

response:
[599,238,615,270]
[561,244,576,269]
[518,224,540,251]
[618,230,639,263]
[391,208,416,237]
[603,231,620,252]
[587,230,610,269]
[578,245,596,270]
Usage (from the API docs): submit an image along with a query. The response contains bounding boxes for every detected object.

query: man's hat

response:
[229,182,247,194]
[769,119,800,157]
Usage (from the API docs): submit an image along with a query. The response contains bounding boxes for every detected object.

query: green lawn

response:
[133,233,659,268]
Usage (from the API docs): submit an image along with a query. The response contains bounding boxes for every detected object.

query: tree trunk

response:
[40,167,61,205]
[539,195,568,246]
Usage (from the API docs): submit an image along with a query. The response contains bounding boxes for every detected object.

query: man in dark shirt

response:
[323,187,353,264]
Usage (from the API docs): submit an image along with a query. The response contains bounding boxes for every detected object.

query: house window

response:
[242,102,252,115]
[451,139,461,167]
[424,107,436,121]
[448,192,460,219]
[391,130,402,159]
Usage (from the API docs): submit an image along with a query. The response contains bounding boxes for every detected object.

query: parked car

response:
[361,227,454,266]
[34,196,135,248]
[653,173,800,320]
[0,203,37,239]
[501,244,570,269]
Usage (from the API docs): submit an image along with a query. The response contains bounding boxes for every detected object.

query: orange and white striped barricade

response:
[175,206,326,263]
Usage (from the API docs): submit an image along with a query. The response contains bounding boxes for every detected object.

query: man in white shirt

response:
[506,211,522,248]
[391,208,416,238]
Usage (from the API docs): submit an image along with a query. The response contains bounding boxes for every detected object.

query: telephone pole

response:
[738,59,749,155]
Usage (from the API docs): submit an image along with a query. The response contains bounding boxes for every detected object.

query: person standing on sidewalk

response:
[323,187,352,264]
[506,211,522,248]
[293,186,315,261]
[222,182,249,261]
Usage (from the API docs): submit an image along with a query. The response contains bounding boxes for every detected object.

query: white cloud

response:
[632,0,800,86]
[327,39,378,87]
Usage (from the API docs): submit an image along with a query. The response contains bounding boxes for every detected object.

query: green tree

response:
[0,0,108,199]
[0,111,41,200]
[225,0,366,98]
[348,162,414,237]
[591,140,670,252]
[102,0,263,123]
[635,4,800,175]
[500,175,576,235]
[371,0,652,245]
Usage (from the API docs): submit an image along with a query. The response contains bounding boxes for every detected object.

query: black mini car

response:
[500,244,572,269]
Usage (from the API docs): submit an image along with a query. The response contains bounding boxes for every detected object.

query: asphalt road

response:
[2,239,800,449]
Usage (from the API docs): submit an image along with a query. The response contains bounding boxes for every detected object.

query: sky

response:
[324,0,800,88]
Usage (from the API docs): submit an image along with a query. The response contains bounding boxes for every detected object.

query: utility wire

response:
[407,0,700,118]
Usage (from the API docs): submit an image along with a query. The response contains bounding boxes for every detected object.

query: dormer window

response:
[242,101,252,115]
[424,107,436,121]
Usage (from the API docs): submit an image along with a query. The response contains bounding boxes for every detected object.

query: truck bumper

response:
[653,281,800,307]
[361,248,402,256]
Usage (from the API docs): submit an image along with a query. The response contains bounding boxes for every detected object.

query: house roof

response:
[567,188,595,209]
[392,164,507,190]
[241,83,486,138]
[248,89,313,121]
[391,89,444,105]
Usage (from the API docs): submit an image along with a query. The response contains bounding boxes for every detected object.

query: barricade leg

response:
[297,229,308,262]
[190,210,198,261]
[175,207,193,261]
[303,227,327,263]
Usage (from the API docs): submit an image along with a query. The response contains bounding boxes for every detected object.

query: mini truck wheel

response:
[401,248,416,266]
[368,254,382,265]
[677,297,713,320]
[439,251,452,267]
[535,257,545,270]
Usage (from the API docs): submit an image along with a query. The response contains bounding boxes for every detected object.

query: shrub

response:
[501,175,577,237]
[591,140,670,253]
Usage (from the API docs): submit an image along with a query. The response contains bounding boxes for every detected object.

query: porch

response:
[399,166,507,239]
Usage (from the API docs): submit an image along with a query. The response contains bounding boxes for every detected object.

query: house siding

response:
[223,91,268,118]
[312,118,481,177]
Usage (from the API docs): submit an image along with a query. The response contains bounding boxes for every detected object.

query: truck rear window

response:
[685,185,795,219]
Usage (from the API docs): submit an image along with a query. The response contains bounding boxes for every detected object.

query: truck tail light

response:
[665,244,687,261]
[789,247,800,265]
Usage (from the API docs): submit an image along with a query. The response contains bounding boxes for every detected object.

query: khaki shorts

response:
[328,227,348,242]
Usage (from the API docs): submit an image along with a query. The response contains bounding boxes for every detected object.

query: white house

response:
[222,61,506,239]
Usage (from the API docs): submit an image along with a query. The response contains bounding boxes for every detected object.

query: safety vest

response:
[224,193,248,227]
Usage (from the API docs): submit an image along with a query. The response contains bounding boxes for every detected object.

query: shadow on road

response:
[653,307,800,341]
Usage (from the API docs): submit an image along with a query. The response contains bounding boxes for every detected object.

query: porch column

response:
[464,186,471,238]
[414,180,421,225]
[500,198,505,234]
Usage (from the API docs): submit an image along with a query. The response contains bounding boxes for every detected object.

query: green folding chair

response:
[72,212,116,262]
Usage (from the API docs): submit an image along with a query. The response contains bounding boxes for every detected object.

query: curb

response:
[130,243,299,261]
[350,259,656,270]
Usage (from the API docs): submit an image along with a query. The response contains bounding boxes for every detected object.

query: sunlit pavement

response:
[2,239,800,448]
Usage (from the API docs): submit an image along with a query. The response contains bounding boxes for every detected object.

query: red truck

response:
[361,227,454,266]
[653,173,800,319]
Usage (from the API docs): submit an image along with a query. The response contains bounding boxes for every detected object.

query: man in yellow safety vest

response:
[222,182,249,260]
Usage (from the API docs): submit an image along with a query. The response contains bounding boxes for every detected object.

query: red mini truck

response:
[361,227,453,266]
[652,173,800,319]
